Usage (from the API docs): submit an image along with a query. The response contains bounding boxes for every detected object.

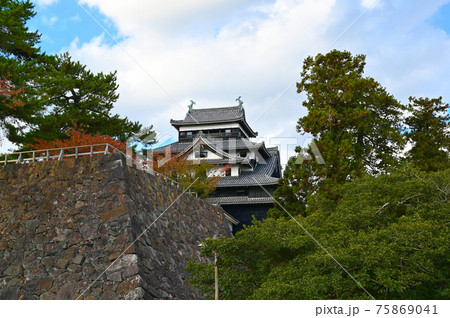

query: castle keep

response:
[153,102,282,233]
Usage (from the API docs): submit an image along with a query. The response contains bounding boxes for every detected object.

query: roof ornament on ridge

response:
[236,96,244,110]
[169,99,258,137]
[187,100,196,113]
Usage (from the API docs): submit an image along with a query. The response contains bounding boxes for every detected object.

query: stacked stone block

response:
[0,153,231,299]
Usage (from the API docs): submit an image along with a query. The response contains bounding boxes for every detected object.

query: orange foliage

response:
[148,153,231,198]
[27,127,231,198]
[0,76,24,109]
[28,127,126,152]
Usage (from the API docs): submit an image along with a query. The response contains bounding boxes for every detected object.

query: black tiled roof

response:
[170,105,258,137]
[216,147,280,187]
[171,106,244,125]
[152,138,263,155]
[152,140,280,187]
[222,211,240,225]
[152,141,192,154]
[205,196,274,205]
[209,138,261,151]
[195,158,247,165]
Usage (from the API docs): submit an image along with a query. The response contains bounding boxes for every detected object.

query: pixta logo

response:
[295,138,325,165]
[126,127,157,170]
[126,128,174,171]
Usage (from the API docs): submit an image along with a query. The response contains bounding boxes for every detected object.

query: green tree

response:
[404,96,449,171]
[267,153,314,218]
[0,0,40,59]
[1,2,142,147]
[188,167,450,299]
[0,0,46,142]
[18,53,141,145]
[269,50,405,218]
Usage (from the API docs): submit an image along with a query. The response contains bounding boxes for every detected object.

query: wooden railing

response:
[0,143,199,198]
[0,143,120,165]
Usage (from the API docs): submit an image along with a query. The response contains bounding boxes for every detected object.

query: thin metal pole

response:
[214,251,219,300]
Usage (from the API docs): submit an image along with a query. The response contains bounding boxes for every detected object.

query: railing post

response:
[0,143,130,166]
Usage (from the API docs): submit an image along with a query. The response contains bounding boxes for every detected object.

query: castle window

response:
[195,145,208,158]
[225,129,231,136]
[186,131,193,138]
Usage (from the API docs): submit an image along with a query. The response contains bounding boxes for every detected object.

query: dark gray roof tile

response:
[216,148,280,187]
[152,139,280,187]
[170,105,258,137]
[152,138,263,154]
[205,196,274,205]
[171,106,244,125]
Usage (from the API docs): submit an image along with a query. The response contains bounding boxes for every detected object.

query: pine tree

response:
[1,1,142,147]
[0,0,40,60]
[20,53,141,145]
[269,50,405,218]
[405,97,449,171]
[0,0,45,142]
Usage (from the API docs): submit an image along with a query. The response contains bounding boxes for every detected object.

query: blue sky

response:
[29,1,120,54]
[432,1,450,33]
[2,0,449,163]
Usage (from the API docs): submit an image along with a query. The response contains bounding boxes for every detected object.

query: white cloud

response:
[70,14,81,22]
[50,0,450,166]
[34,0,59,7]
[79,0,273,37]
[70,0,335,146]
[360,0,379,9]
[41,15,58,26]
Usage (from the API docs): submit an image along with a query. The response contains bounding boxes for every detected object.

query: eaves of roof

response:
[205,196,274,205]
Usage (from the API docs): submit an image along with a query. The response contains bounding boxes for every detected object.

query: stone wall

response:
[0,153,231,299]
